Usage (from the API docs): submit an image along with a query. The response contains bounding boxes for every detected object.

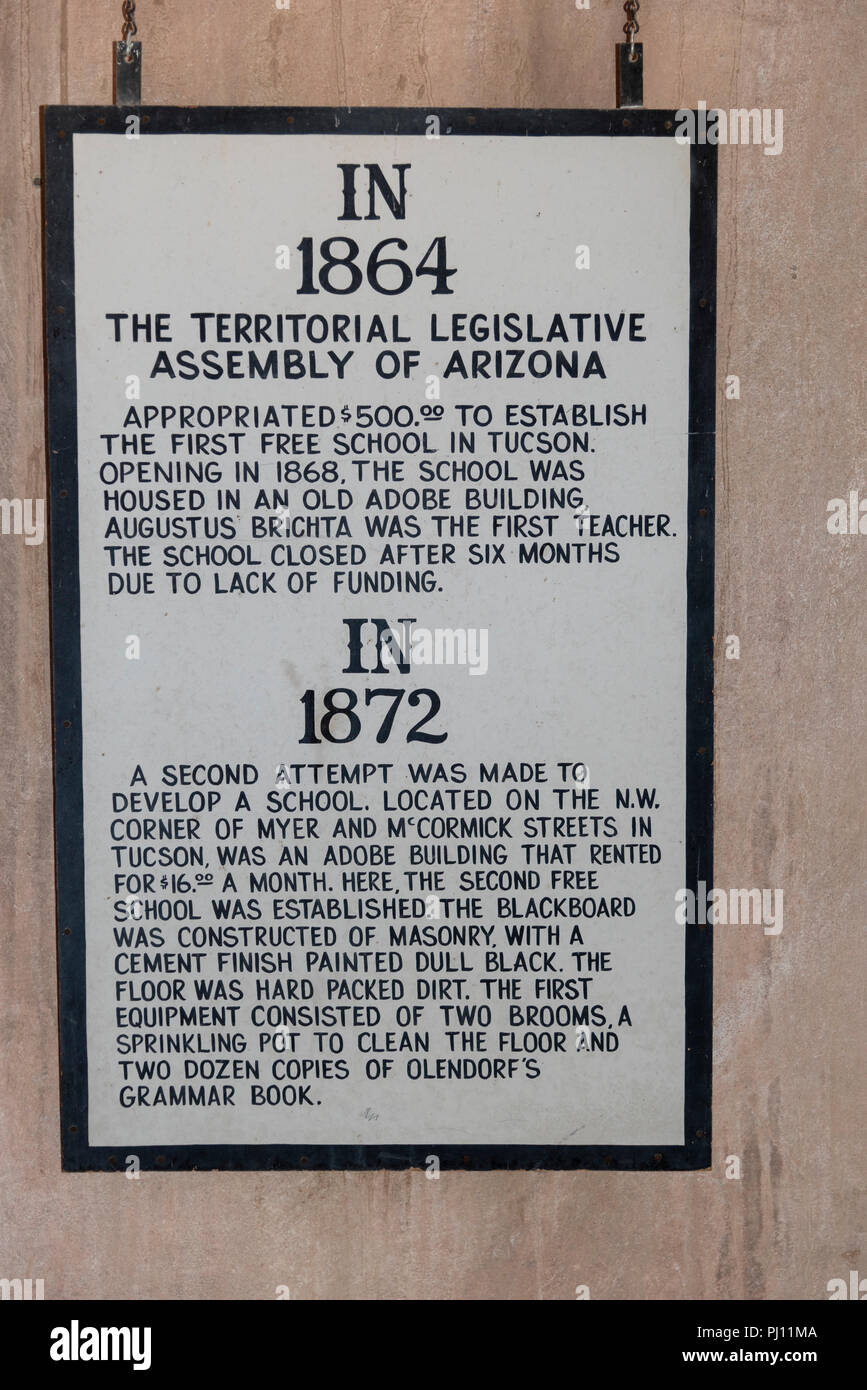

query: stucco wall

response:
[1,0,863,1299]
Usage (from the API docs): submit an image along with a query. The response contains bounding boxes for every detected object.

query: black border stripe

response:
[44,114,89,1171]
[684,139,716,1162]
[43,107,715,1172]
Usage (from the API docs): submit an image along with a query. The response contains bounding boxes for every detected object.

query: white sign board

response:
[45,108,715,1170]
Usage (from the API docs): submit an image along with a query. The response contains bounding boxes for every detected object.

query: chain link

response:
[121,1,137,45]
[623,1,640,51]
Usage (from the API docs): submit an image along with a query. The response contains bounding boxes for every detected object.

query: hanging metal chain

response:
[623,1,640,53]
[617,0,643,105]
[115,0,141,100]
[121,1,137,46]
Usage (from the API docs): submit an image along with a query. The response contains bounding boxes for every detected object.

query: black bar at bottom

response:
[3,1296,860,1375]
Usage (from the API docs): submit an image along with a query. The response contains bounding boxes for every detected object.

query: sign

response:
[45,108,715,1170]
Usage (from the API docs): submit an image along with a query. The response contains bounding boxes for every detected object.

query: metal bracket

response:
[616,42,643,109]
[114,41,142,106]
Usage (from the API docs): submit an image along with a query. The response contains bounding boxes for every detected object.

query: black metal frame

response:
[114,41,142,106]
[616,42,643,108]
[43,106,716,1172]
